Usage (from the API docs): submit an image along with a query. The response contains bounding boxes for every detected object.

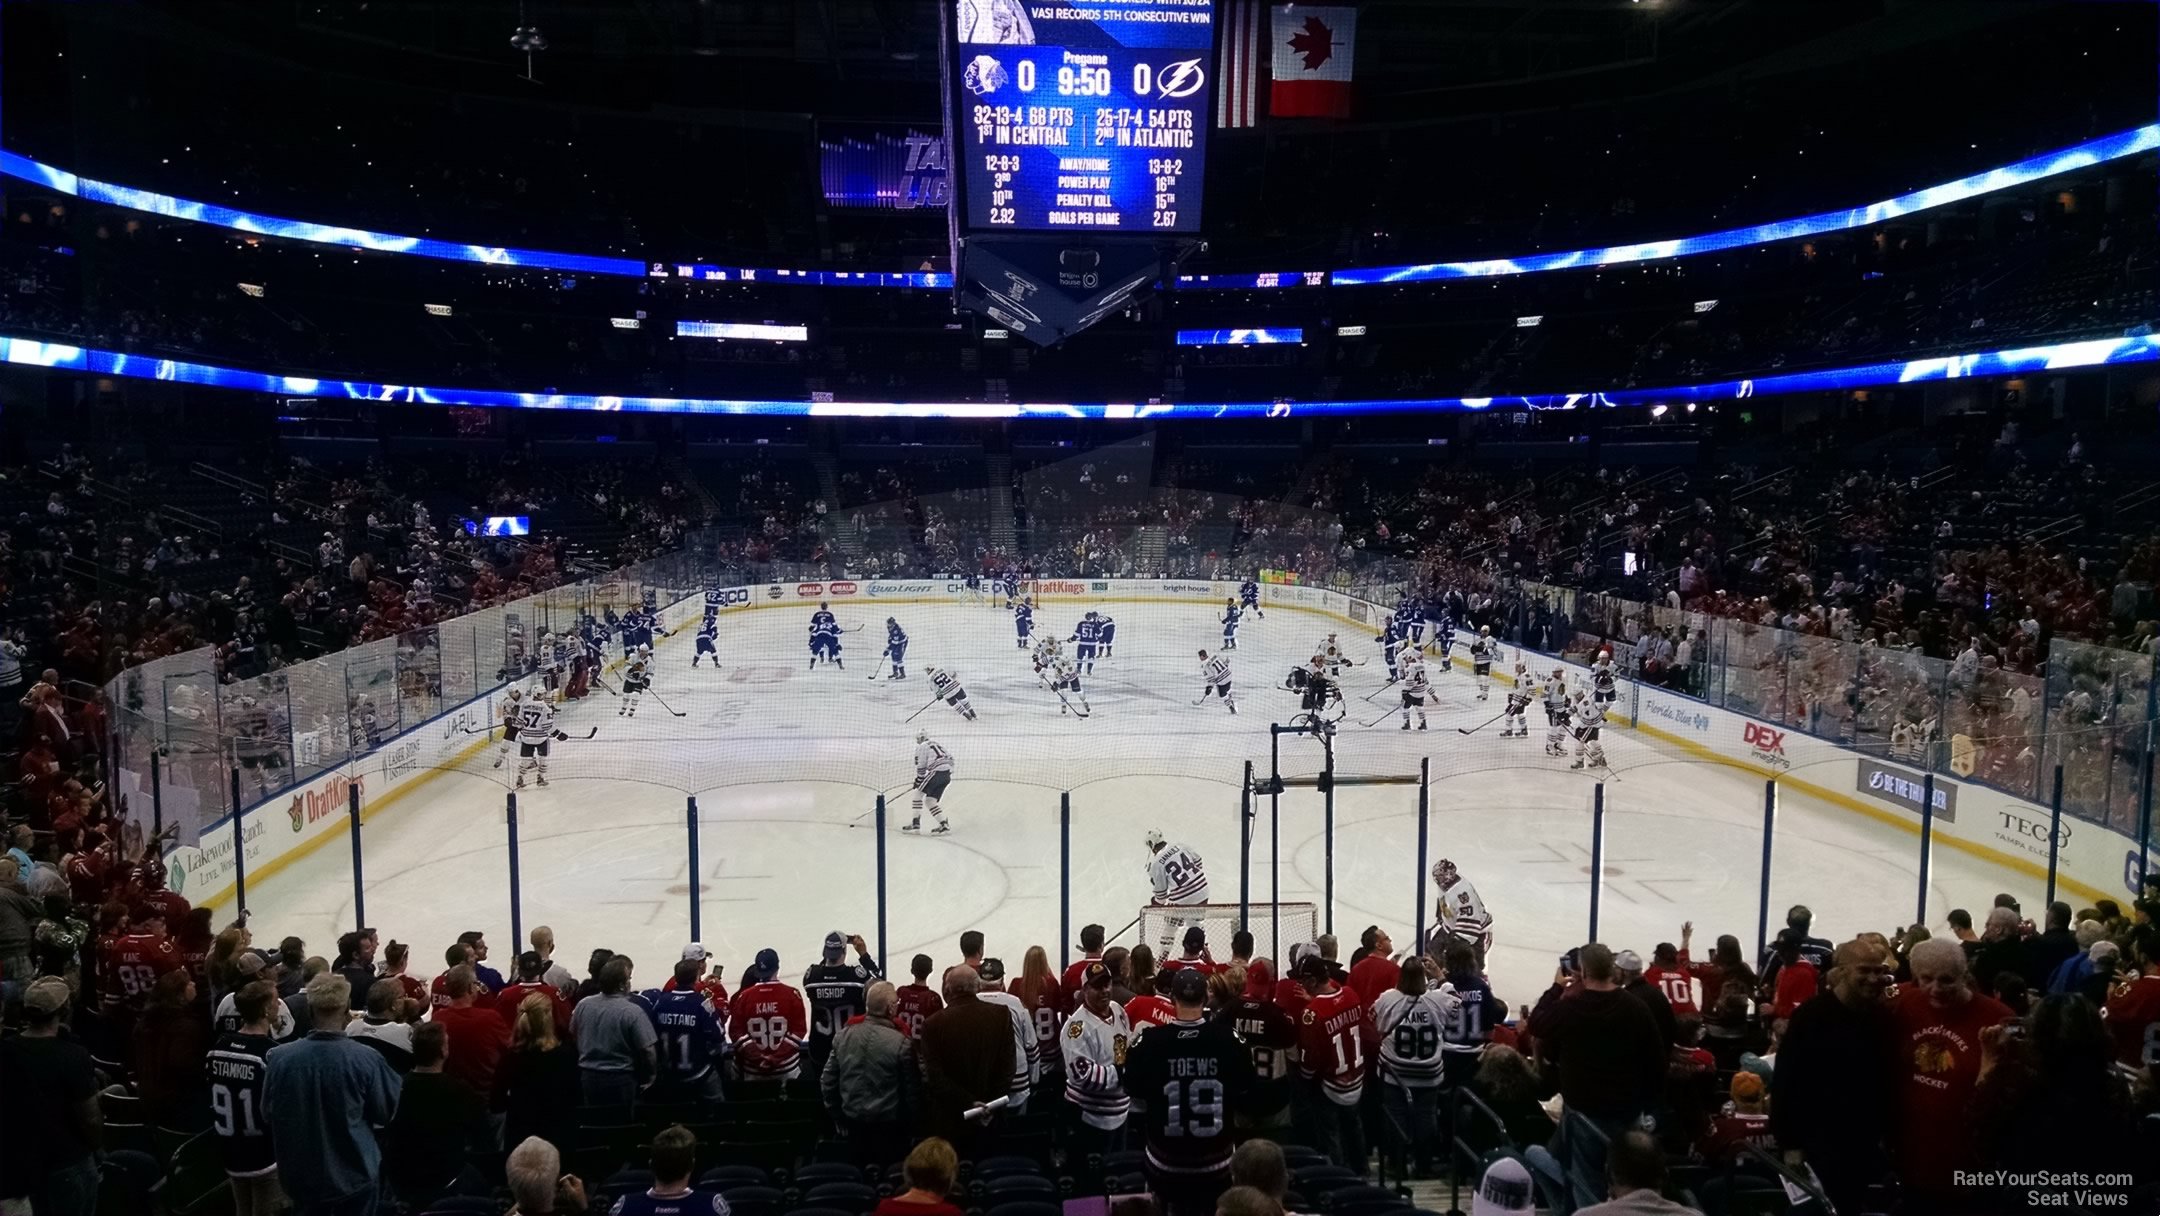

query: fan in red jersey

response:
[1123,947,1177,1031]
[661,942,730,1008]
[104,906,183,1021]
[1158,926,1219,980]
[728,946,809,1084]
[1291,952,1372,1171]
[892,953,945,1038]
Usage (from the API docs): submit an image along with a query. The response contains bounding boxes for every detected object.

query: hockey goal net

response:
[1136,902,1319,963]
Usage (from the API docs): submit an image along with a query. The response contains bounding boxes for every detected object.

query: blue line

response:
[8,123,2153,290]
[4,332,2154,418]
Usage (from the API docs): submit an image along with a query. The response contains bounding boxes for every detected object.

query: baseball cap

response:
[754,947,781,979]
[978,957,1005,983]
[1292,953,1331,986]
[1181,925,1207,952]
[1242,958,1276,999]
[823,931,846,961]
[1614,949,1645,975]
[23,976,71,1016]
[235,952,269,977]
[1168,967,1209,1004]
[681,943,709,963]
[1469,1157,1534,1216]
[1081,961,1113,988]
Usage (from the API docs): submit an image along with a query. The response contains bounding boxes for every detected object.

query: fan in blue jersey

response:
[881,618,910,680]
[645,958,728,1101]
[1070,612,1104,675]
[1219,599,1243,650]
[1239,577,1265,618]
[605,1125,730,1215]
[1013,598,1035,650]
[803,930,881,1073]
[692,616,720,668]
[1097,613,1117,658]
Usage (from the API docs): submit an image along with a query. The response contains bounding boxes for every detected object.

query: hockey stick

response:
[1362,676,1401,703]
[1103,913,1144,946]
[642,688,690,718]
[1357,706,1399,729]
[1456,710,1508,736]
[903,695,942,723]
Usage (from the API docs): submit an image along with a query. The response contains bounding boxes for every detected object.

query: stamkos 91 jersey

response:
[514,700,561,744]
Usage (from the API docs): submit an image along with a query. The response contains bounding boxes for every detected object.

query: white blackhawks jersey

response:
[1436,878,1492,939]
[1148,842,1209,905]
[1471,638,1498,663]
[499,697,522,725]
[513,699,560,744]
[1372,985,1461,1087]
[1201,654,1232,687]
[1061,1001,1132,1130]
[626,654,653,682]
[931,669,964,698]
[1402,662,1432,697]
[1542,679,1571,712]
[1575,702,1607,731]
[915,739,954,779]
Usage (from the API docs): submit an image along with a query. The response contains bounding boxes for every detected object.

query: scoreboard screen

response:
[951,0,1214,234]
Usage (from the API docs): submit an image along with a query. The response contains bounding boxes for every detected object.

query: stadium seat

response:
[417,1200,502,1216]
[801,1181,880,1213]
[97,1090,154,1159]
[983,1174,1058,1202]
[722,1183,790,1216]
[793,1162,872,1188]
[701,1166,774,1190]
[1101,1150,1146,1176]
[1105,1173,1147,1195]
[985,1203,1063,1216]
[604,1169,657,1199]
[787,1207,860,1216]
[1282,1146,1329,1169]
[153,1132,231,1216]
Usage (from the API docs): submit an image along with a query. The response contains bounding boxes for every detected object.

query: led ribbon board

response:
[1176,328,1303,345]
[951,0,1214,233]
[6,333,2151,418]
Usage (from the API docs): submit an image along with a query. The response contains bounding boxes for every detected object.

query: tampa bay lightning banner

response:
[6,333,2153,419]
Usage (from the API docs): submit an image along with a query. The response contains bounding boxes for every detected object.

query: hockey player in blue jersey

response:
[1396,596,1422,648]
[1098,612,1117,658]
[1013,598,1035,650]
[809,601,844,669]
[621,605,662,652]
[692,614,720,668]
[1239,577,1265,618]
[1378,615,1409,681]
[882,618,909,680]
[1434,607,1457,666]
[1220,598,1243,650]
[1070,611,1104,675]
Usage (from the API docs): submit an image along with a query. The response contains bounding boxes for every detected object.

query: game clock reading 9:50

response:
[1008,60,1167,98]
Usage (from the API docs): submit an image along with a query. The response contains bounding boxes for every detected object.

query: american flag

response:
[1215,0,1266,129]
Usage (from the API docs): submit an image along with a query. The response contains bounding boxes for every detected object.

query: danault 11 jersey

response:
[1122,1015,1256,1177]
[1296,985,1375,1105]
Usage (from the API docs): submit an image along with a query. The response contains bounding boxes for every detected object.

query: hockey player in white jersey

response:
[925,666,977,721]
[1590,650,1619,707]
[512,695,572,789]
[620,645,654,717]
[1038,647,1089,716]
[1469,627,1498,701]
[1319,633,1352,675]
[493,687,525,768]
[1429,858,1493,968]
[906,730,954,834]
[1145,831,1210,957]
[1541,669,1573,757]
[1196,649,1237,715]
[1398,652,1432,731]
[1570,693,1609,770]
[1501,661,1534,738]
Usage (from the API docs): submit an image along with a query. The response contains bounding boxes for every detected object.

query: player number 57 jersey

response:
[514,701,559,744]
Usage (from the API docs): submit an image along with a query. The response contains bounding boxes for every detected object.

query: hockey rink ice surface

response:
[245,597,2027,1007]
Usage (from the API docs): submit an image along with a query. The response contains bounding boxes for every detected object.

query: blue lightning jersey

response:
[644,987,726,1084]
[1240,580,1260,603]
[886,623,908,652]
[1015,604,1034,632]
[1071,619,1103,646]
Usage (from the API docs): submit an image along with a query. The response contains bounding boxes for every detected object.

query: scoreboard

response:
[950,0,1215,234]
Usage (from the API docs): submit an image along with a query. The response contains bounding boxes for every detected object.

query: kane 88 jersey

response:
[1372,982,1460,1087]
[727,980,809,1081]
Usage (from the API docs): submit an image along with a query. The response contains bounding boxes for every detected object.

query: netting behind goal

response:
[1137,902,1318,962]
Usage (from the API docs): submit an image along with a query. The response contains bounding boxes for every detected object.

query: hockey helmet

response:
[639,644,653,655]
[1431,858,1458,884]
[916,729,929,743]
[508,687,524,700]
[887,617,896,625]
[1145,829,1166,852]
[819,601,830,610]
[1480,625,1492,635]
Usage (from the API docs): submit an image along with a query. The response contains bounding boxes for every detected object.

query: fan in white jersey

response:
[1145,830,1209,956]
[906,730,955,834]
[492,687,526,769]
[1196,649,1237,714]
[511,697,571,789]
[1502,660,1534,738]
[1569,693,1609,770]
[1372,959,1463,1117]
[1430,858,1492,967]
[925,666,977,721]
[1398,654,1432,731]
[619,645,654,718]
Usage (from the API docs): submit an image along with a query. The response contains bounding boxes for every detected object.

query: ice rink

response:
[242,594,2022,1007]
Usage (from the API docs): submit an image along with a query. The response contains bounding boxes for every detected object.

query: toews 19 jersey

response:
[1122,1015,1255,1177]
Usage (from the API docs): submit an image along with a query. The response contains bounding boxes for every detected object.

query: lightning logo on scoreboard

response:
[1156,58,1206,99]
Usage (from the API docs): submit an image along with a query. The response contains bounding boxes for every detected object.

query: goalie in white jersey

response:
[1145,831,1209,956]
[1429,858,1492,969]
[1398,653,1432,731]
[1196,649,1237,715]
[511,696,571,789]
[906,730,954,834]
[492,687,526,769]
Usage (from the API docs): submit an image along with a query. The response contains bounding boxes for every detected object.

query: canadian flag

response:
[1270,4,1357,119]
